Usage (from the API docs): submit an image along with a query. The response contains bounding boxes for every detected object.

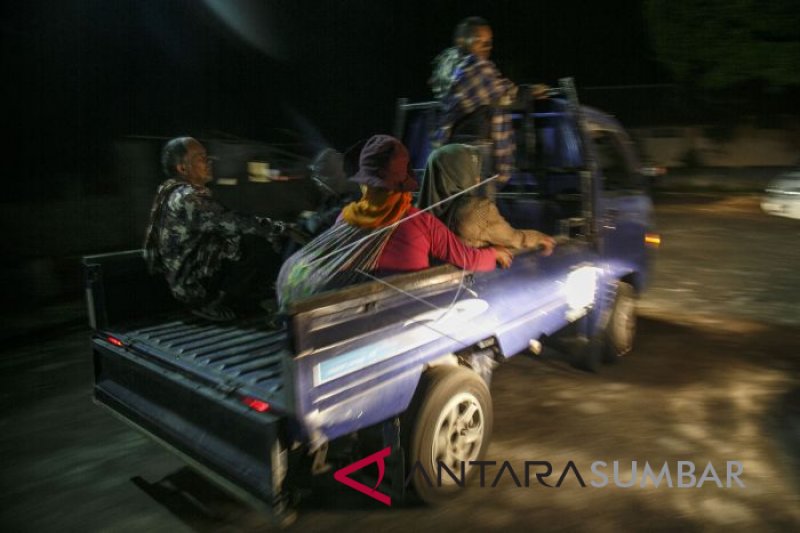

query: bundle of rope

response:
[276,221,396,311]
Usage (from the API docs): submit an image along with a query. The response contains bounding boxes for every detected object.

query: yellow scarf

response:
[341,187,412,229]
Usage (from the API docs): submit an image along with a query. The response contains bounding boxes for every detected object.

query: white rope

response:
[306,174,499,267]
[355,267,476,351]
[287,173,498,345]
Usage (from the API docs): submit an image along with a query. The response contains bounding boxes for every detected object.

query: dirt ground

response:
[1,194,799,532]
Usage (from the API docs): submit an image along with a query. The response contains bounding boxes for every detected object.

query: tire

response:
[405,366,493,504]
[602,281,637,364]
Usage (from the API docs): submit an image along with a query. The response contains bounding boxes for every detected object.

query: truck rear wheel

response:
[602,281,637,364]
[406,366,493,504]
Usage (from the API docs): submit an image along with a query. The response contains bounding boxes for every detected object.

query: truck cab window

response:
[594,131,637,191]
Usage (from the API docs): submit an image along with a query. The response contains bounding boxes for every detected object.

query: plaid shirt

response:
[434,54,518,181]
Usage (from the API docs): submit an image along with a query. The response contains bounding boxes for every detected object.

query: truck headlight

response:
[564,266,599,312]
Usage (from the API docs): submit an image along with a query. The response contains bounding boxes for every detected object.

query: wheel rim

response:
[430,392,485,485]
[612,294,636,355]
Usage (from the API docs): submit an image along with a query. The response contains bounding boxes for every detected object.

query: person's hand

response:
[537,235,557,256]
[493,246,513,268]
[532,83,550,100]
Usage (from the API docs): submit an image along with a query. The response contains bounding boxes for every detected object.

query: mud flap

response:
[382,417,407,503]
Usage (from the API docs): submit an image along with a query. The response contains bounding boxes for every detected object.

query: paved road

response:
[1,194,798,532]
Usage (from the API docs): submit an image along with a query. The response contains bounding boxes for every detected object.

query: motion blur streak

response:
[203,0,286,60]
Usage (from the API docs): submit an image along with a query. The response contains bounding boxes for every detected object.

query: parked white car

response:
[762,168,800,220]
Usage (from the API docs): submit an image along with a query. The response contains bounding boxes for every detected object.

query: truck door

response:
[592,128,652,280]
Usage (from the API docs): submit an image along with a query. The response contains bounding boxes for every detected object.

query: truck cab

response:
[397,78,654,286]
[396,77,656,354]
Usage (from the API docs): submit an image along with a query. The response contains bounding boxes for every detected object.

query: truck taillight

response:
[107,336,124,347]
[242,396,271,413]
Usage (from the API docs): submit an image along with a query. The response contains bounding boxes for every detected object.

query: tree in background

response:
[644,0,800,93]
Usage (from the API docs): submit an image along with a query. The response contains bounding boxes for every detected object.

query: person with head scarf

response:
[418,144,556,254]
[276,135,512,309]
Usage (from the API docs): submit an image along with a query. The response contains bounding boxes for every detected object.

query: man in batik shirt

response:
[143,137,284,320]
[431,16,547,183]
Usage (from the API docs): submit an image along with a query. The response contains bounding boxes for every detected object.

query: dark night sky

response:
[2,0,665,192]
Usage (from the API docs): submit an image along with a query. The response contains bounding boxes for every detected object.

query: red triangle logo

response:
[333,446,392,506]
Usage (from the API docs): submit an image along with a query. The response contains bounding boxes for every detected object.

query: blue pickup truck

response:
[84,79,657,517]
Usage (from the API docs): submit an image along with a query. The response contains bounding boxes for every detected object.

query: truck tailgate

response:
[93,313,291,503]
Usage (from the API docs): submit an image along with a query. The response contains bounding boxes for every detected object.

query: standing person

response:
[277,135,512,309]
[430,16,548,183]
[143,136,285,321]
[418,143,556,254]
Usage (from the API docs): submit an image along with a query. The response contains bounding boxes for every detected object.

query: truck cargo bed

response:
[105,313,290,408]
[84,251,292,503]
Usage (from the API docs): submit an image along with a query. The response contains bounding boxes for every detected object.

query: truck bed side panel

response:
[289,242,601,443]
